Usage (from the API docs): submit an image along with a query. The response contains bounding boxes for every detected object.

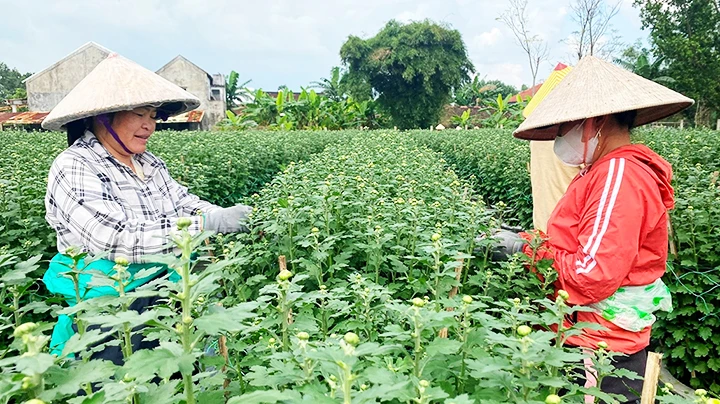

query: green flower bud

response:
[21,376,35,389]
[115,256,129,267]
[268,337,276,344]
[343,332,360,346]
[695,389,708,397]
[517,325,532,337]
[545,394,562,404]
[177,217,192,230]
[597,341,608,350]
[412,297,425,308]
[431,233,441,242]
[419,380,430,388]
[557,290,570,301]
[13,322,38,338]
[462,295,473,304]
[278,270,293,281]
[297,332,310,341]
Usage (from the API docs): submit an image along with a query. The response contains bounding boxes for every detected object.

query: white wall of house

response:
[157,57,226,130]
[25,43,110,112]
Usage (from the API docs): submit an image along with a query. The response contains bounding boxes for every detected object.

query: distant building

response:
[24,42,111,112]
[156,56,226,130]
[6,42,227,130]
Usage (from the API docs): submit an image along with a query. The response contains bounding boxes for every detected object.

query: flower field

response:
[0,128,717,402]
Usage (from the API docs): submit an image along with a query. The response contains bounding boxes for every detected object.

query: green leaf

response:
[139,381,182,404]
[43,360,116,397]
[122,348,182,381]
[694,345,710,357]
[0,255,41,284]
[65,390,106,404]
[194,302,257,334]
[444,394,476,404]
[227,389,303,403]
[425,338,462,356]
[671,345,686,359]
[14,353,56,374]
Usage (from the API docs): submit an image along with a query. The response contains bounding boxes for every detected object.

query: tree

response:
[567,0,623,61]
[614,42,675,85]
[340,19,474,129]
[634,0,720,126]
[311,66,344,101]
[498,0,549,88]
[0,62,31,100]
[225,70,252,111]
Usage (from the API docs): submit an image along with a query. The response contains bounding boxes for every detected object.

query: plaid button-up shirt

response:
[45,131,219,262]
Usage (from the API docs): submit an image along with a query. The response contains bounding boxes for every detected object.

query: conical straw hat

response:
[42,53,200,131]
[513,55,694,140]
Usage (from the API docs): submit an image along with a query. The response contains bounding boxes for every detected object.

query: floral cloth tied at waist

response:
[589,278,673,332]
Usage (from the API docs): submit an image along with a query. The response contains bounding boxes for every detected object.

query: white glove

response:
[203,204,252,234]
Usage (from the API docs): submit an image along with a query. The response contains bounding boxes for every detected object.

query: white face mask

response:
[553,120,599,167]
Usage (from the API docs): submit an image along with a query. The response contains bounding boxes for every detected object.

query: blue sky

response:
[1,0,648,90]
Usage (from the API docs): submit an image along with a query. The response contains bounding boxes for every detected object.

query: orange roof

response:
[508,84,542,103]
[0,112,49,125]
[163,110,204,123]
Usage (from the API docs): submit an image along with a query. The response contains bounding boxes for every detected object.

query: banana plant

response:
[451,109,472,128]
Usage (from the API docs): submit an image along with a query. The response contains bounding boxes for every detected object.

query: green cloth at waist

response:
[43,253,180,357]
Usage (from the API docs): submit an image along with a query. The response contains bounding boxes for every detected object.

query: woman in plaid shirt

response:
[40,54,251,363]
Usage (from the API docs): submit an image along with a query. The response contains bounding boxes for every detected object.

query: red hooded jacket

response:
[525,144,674,354]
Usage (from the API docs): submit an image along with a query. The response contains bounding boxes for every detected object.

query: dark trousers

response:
[74,295,162,365]
[597,348,646,403]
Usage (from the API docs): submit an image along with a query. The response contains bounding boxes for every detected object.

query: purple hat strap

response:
[98,114,133,155]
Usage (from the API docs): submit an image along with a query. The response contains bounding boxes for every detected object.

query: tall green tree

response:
[634,0,720,126]
[0,62,31,100]
[340,19,474,129]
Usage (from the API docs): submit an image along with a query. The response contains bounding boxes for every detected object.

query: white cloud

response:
[474,28,502,47]
[475,63,525,88]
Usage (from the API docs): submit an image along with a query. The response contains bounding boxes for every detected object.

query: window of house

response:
[211,88,221,101]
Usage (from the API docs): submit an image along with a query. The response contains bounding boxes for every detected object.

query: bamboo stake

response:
[640,352,663,404]
[667,217,677,258]
[439,259,464,338]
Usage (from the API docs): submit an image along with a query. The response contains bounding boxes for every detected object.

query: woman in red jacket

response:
[501,56,694,402]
